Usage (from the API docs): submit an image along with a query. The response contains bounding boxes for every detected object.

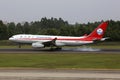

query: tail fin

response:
[86,21,108,40]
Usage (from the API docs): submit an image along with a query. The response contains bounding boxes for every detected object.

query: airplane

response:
[9,21,109,50]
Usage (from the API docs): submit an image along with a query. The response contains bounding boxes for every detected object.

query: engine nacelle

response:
[32,42,44,48]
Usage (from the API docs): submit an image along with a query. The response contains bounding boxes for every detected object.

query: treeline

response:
[0,17,120,41]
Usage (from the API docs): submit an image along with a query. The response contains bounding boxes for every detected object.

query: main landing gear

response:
[18,43,21,48]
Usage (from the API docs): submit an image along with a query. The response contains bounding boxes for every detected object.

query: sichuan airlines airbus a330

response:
[9,21,109,50]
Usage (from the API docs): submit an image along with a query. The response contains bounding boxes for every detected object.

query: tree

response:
[7,22,16,37]
[23,22,30,34]
[0,20,8,40]
[15,23,23,34]
[46,28,59,35]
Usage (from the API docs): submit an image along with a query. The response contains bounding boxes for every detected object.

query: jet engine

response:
[32,42,44,48]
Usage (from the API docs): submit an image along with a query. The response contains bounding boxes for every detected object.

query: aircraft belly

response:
[57,40,93,46]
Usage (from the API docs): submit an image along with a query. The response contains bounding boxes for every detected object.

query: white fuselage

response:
[9,34,93,46]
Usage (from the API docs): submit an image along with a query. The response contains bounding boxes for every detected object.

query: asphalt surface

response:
[0,69,120,80]
[0,48,120,53]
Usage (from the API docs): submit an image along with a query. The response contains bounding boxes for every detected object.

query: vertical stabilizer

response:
[86,21,108,40]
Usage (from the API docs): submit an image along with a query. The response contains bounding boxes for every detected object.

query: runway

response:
[0,69,120,80]
[0,48,120,53]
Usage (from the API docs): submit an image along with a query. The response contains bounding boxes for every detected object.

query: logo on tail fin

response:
[97,28,103,35]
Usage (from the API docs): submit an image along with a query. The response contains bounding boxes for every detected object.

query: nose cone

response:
[9,37,14,41]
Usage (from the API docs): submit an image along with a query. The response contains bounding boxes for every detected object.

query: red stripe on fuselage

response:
[16,37,92,41]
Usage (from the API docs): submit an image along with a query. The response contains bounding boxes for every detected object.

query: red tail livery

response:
[85,21,108,41]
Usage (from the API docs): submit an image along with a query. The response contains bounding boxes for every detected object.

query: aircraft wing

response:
[42,37,57,47]
[32,37,65,48]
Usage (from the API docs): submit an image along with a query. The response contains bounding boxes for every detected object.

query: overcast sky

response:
[0,0,120,23]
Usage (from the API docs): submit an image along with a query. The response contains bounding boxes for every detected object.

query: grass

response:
[89,41,120,49]
[0,45,31,49]
[0,53,120,69]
